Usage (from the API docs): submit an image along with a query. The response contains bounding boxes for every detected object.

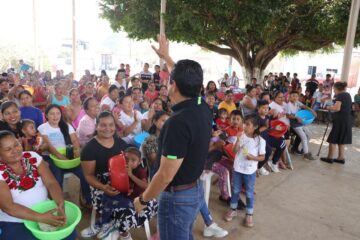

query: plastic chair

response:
[201,170,231,207]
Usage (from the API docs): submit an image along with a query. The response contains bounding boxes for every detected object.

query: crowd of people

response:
[0,41,354,239]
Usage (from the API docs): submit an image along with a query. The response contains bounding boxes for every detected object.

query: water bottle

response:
[66,144,74,159]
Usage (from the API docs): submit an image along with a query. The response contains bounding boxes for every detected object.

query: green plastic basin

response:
[24,200,81,240]
[50,148,80,169]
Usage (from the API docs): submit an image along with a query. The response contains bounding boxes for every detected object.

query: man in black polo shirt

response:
[134,34,212,240]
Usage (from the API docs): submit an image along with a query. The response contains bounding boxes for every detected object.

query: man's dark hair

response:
[170,59,203,98]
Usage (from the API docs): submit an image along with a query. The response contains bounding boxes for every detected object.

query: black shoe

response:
[320,157,334,164]
[237,198,246,210]
[333,159,345,164]
[291,148,303,156]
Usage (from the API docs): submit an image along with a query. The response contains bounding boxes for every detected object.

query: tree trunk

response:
[241,66,264,85]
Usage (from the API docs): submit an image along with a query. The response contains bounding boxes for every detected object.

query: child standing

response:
[224,115,266,227]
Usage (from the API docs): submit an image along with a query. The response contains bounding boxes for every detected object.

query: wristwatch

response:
[139,194,149,205]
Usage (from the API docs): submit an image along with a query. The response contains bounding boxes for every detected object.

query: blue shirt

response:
[20,106,44,128]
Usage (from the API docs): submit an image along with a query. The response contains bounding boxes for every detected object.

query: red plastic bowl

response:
[108,154,130,193]
[268,120,288,138]
[223,143,236,161]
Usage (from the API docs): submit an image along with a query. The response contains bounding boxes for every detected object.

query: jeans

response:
[0,221,76,240]
[312,102,321,111]
[43,156,92,204]
[293,126,311,154]
[260,132,286,167]
[230,171,256,215]
[158,182,203,240]
[199,193,213,226]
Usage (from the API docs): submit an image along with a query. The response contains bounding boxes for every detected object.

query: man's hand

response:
[133,197,146,213]
[151,34,170,60]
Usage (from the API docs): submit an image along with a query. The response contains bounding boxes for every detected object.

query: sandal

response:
[334,159,345,164]
[320,157,334,164]
[244,214,254,228]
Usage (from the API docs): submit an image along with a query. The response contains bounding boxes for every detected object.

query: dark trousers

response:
[258,132,286,168]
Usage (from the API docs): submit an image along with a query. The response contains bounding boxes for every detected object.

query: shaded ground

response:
[65,124,360,240]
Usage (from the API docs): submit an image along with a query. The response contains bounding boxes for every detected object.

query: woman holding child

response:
[81,111,157,240]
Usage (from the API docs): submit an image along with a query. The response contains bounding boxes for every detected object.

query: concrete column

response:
[341,0,360,83]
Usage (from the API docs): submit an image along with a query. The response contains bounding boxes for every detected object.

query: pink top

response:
[144,90,159,102]
[72,109,86,129]
[76,114,95,147]
[159,71,169,85]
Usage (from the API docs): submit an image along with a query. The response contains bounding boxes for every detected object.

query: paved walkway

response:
[67,124,360,239]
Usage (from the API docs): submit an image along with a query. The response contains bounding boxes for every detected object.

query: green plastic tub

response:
[50,148,80,169]
[24,200,81,240]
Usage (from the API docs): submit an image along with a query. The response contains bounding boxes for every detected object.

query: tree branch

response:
[198,42,237,59]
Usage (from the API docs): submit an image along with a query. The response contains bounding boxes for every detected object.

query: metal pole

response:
[33,0,38,70]
[340,0,360,83]
[159,0,166,68]
[72,0,77,79]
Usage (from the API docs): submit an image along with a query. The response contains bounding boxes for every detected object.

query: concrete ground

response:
[65,124,360,240]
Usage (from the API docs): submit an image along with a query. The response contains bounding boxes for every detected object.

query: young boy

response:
[285,91,317,160]
[256,100,286,175]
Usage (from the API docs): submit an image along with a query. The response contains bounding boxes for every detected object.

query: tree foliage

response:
[100,0,360,80]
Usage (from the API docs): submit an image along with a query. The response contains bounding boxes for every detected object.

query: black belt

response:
[164,180,199,192]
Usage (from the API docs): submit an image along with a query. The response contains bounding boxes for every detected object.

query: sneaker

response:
[244,214,254,228]
[304,152,316,160]
[291,148,303,156]
[268,162,280,173]
[224,209,237,222]
[97,222,116,239]
[203,223,229,238]
[259,166,269,176]
[81,224,101,238]
[120,232,133,240]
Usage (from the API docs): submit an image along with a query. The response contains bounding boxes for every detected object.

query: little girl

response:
[20,119,47,153]
[224,115,266,227]
[97,147,158,239]
[215,108,230,131]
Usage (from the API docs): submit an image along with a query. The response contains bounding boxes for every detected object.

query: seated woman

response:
[65,88,85,129]
[241,85,258,117]
[76,97,100,148]
[81,111,157,239]
[0,130,76,240]
[100,85,119,111]
[0,101,24,138]
[48,82,70,107]
[19,90,44,128]
[37,104,91,207]
[119,95,144,144]
[141,98,165,132]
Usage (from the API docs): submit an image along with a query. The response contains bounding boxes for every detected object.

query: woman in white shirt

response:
[38,104,91,207]
[119,95,144,144]
[0,130,76,239]
[100,85,119,111]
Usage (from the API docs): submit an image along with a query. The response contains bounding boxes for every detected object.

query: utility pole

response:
[72,0,77,79]
[341,0,360,83]
[33,0,38,71]
[159,0,166,68]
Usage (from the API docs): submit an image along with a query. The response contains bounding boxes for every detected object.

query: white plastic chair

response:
[201,170,232,207]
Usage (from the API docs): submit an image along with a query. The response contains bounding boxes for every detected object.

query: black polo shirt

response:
[156,97,212,186]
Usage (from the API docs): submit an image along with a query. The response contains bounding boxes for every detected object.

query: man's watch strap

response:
[139,194,149,205]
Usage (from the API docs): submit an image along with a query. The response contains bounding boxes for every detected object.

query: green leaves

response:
[99,0,359,74]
